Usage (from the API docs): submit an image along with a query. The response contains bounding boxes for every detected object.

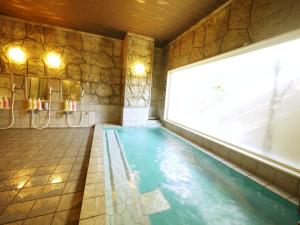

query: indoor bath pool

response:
[104,127,300,225]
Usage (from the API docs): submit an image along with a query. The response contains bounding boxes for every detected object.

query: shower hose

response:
[31,87,52,129]
[66,97,84,128]
[0,84,16,129]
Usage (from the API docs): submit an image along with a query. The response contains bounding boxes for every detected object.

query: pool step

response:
[140,189,171,215]
[104,130,151,225]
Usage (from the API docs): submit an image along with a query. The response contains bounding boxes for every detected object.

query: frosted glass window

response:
[166,37,300,171]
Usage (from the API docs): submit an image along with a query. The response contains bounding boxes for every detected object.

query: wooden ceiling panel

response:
[0,0,228,47]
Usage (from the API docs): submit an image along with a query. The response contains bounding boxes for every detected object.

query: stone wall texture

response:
[122,33,154,108]
[150,48,167,119]
[158,0,300,120]
[0,16,123,127]
[167,0,300,70]
[0,16,123,105]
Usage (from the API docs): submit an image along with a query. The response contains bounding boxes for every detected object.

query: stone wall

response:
[149,48,164,118]
[157,0,300,120]
[0,15,123,128]
[122,33,154,126]
[122,33,154,107]
[167,0,300,70]
[159,0,300,192]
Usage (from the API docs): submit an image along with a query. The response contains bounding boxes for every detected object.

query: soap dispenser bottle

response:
[3,97,9,109]
[68,100,73,112]
[72,100,77,111]
[32,98,37,110]
[0,96,3,109]
[64,100,69,111]
[28,98,32,110]
[37,98,42,110]
[43,99,49,111]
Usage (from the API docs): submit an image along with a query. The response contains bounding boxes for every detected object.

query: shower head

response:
[81,90,85,97]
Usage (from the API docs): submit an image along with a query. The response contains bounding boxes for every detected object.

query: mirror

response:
[62,80,80,101]
[27,77,49,99]
[0,74,11,98]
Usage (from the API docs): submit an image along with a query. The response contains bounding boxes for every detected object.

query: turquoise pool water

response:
[108,127,300,225]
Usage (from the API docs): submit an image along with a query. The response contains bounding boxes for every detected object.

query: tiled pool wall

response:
[163,120,300,205]
[79,123,299,225]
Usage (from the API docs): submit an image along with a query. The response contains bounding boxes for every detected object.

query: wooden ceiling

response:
[0,0,228,47]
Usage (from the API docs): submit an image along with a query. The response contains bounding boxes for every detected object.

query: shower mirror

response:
[62,80,80,101]
[27,77,49,100]
[0,74,11,98]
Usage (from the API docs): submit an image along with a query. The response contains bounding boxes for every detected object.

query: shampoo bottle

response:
[32,98,37,110]
[68,100,73,112]
[37,98,42,110]
[72,100,77,111]
[43,100,49,111]
[0,96,3,109]
[28,98,32,110]
[3,97,9,109]
[64,100,69,111]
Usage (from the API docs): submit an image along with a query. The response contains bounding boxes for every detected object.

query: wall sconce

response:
[133,63,145,76]
[7,47,26,64]
[45,52,62,69]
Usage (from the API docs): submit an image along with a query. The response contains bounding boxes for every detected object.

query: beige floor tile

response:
[83,182,104,199]
[28,196,60,217]
[68,171,87,181]
[59,157,76,164]
[85,173,104,184]
[88,164,103,173]
[49,153,64,159]
[34,166,56,176]
[0,176,30,191]
[14,168,38,178]
[80,196,105,219]
[79,215,105,225]
[41,183,66,198]
[48,172,69,184]
[0,190,19,206]
[54,164,73,173]
[72,163,88,172]
[0,200,35,224]
[24,175,50,188]
[4,220,24,225]
[0,170,18,181]
[12,186,44,203]
[57,192,83,211]
[0,128,92,224]
[23,214,53,225]
[64,180,85,194]
[52,208,80,225]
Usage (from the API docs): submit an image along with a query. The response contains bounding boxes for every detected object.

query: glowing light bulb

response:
[133,63,145,76]
[45,52,61,68]
[7,47,26,64]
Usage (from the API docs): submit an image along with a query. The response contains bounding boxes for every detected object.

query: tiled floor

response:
[0,128,93,225]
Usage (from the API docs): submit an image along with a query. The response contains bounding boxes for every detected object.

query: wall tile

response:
[273,171,299,195]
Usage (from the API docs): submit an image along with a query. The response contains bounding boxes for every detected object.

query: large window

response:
[166,34,300,172]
